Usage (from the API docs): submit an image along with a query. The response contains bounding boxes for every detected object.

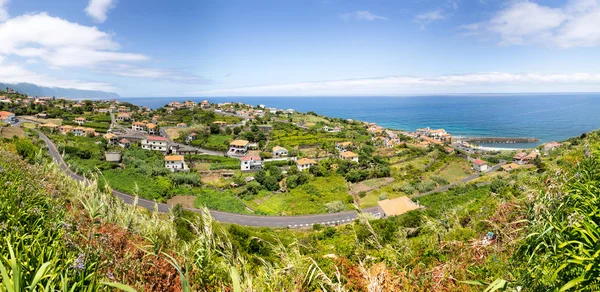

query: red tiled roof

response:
[241,156,262,161]
[473,159,486,165]
[146,136,169,141]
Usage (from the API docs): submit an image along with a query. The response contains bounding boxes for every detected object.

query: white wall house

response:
[0,111,16,124]
[116,113,131,122]
[228,140,249,156]
[142,136,169,153]
[272,146,288,158]
[132,122,147,132]
[296,158,317,171]
[473,159,489,172]
[241,156,263,171]
[165,155,188,172]
[340,151,359,163]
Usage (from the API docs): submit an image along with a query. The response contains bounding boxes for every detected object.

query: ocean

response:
[120,94,600,148]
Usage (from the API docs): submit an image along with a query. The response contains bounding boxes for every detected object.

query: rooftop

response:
[165,155,184,161]
[297,158,317,165]
[378,196,420,217]
[230,140,250,147]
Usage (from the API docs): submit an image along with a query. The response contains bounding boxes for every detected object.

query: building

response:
[116,112,131,122]
[228,140,250,156]
[141,136,169,153]
[177,123,187,128]
[340,151,359,163]
[119,138,131,148]
[201,100,210,108]
[296,158,317,171]
[472,159,489,172]
[103,133,119,146]
[74,117,86,125]
[146,123,158,135]
[72,127,95,137]
[513,152,527,164]
[523,152,538,164]
[241,156,263,171]
[272,146,288,157]
[39,123,59,132]
[105,151,122,162]
[165,155,188,172]
[186,133,197,144]
[501,163,521,172]
[378,196,421,217]
[336,142,352,152]
[0,111,16,124]
[132,121,146,132]
[59,125,73,134]
[544,141,562,153]
[35,113,48,119]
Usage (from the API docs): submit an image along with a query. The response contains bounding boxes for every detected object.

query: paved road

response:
[31,128,382,227]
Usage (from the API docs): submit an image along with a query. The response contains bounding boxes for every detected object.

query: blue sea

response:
[120,94,600,148]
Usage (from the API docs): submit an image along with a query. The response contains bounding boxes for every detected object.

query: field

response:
[436,157,474,182]
[0,126,24,138]
[165,127,185,140]
[251,175,352,215]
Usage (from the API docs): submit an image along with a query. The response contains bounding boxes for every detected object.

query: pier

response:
[464,137,539,144]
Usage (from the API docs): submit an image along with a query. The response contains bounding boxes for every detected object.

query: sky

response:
[2,0,600,96]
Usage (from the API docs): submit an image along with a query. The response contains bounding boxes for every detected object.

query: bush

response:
[325,200,346,213]
[169,172,202,187]
[358,191,367,198]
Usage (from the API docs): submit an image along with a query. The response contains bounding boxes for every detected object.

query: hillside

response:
[1,126,599,290]
[0,82,119,99]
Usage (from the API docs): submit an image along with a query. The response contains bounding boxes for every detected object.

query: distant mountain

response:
[0,82,120,99]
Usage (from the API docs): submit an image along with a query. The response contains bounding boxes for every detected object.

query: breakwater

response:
[464,137,539,144]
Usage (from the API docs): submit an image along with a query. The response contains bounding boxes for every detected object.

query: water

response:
[120,94,600,148]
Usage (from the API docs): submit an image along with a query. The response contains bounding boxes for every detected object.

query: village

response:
[0,90,563,218]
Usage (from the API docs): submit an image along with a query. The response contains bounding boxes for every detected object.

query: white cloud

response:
[85,0,116,23]
[0,13,147,67]
[340,10,387,21]
[100,64,212,84]
[414,9,446,28]
[0,0,9,22]
[463,0,600,47]
[0,58,116,91]
[194,72,600,96]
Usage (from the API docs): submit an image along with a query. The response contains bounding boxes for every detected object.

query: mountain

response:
[0,82,120,99]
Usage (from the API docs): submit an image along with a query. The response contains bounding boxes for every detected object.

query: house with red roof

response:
[241,156,263,171]
[141,136,169,153]
[472,159,489,172]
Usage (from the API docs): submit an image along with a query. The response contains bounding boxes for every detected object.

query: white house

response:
[0,111,16,124]
[340,151,359,163]
[103,133,119,146]
[186,133,197,144]
[336,142,352,152]
[296,158,317,171]
[272,146,288,158]
[116,112,131,122]
[241,156,263,171]
[132,122,146,132]
[228,140,250,156]
[147,123,159,135]
[119,138,131,148]
[74,117,86,125]
[472,159,489,172]
[165,155,188,172]
[142,136,169,153]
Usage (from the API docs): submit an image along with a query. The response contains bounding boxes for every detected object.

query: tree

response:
[209,123,220,134]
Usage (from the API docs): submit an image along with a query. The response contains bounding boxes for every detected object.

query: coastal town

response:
[0,89,561,220]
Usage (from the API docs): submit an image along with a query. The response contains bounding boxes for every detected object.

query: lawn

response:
[436,158,474,182]
[204,134,233,151]
[254,175,352,215]
[193,188,249,214]
[358,183,409,208]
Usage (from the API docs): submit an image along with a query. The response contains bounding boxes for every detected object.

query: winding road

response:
[24,119,502,228]
[32,128,382,227]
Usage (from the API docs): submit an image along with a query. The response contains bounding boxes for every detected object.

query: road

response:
[31,128,382,228]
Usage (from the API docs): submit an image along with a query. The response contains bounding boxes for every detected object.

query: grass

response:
[436,158,474,182]
[193,188,249,214]
[254,175,352,215]
[0,126,24,138]
[204,134,233,150]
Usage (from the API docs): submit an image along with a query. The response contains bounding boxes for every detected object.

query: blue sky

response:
[1,0,600,96]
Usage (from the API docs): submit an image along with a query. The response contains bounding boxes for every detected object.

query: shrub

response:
[325,200,345,213]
